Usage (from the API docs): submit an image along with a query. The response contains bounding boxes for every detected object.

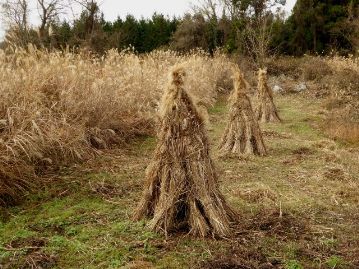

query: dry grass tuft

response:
[202,208,309,269]
[202,245,268,269]
[234,187,277,203]
[123,261,154,269]
[248,209,308,239]
[325,121,359,144]
[134,65,236,238]
[3,237,57,268]
[323,167,348,181]
[291,147,315,156]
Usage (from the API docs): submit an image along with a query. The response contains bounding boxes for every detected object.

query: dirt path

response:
[1,95,358,269]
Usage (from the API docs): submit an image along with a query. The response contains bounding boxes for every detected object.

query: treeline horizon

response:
[1,0,358,57]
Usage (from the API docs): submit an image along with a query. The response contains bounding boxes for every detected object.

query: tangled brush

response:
[256,69,281,123]
[219,66,267,156]
[134,65,236,238]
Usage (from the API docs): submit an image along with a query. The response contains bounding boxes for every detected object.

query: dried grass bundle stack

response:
[256,69,281,123]
[219,66,267,156]
[134,66,236,237]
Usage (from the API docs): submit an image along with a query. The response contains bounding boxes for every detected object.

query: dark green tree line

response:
[272,0,359,55]
[49,6,178,53]
[1,0,358,56]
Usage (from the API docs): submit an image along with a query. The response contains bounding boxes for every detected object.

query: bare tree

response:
[345,1,359,54]
[245,0,286,18]
[171,14,209,51]
[244,13,275,67]
[0,0,29,46]
[36,0,64,39]
[192,0,227,51]
[243,0,286,66]
[349,18,359,54]
[1,0,28,29]
[221,0,245,20]
[193,0,224,21]
[73,0,100,39]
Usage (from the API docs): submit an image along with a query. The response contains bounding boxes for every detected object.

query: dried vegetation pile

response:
[134,67,236,237]
[256,69,281,123]
[219,66,267,156]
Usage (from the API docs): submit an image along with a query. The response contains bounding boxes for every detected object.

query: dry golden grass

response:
[325,121,359,144]
[266,54,359,143]
[323,56,359,144]
[326,55,359,73]
[0,46,232,205]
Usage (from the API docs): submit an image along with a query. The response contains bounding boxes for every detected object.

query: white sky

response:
[0,0,297,40]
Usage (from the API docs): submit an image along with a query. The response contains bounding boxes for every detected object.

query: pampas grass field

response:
[0,46,232,205]
[0,47,358,268]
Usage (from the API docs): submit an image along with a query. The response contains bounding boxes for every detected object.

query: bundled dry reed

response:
[0,46,232,206]
[134,66,236,238]
[219,66,267,156]
[256,69,281,123]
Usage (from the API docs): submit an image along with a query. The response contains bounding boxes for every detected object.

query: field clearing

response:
[0,94,358,268]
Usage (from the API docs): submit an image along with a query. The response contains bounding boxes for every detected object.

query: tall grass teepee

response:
[219,66,267,156]
[256,69,281,123]
[134,66,236,238]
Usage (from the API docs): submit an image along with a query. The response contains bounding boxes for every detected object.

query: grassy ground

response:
[1,94,358,269]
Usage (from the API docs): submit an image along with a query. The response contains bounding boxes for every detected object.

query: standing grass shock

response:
[134,66,236,238]
[219,66,267,156]
[256,68,281,123]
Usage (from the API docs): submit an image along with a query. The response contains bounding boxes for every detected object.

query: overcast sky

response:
[0,0,297,40]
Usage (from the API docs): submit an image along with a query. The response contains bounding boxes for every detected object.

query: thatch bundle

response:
[219,66,267,156]
[134,66,236,237]
[256,69,281,123]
